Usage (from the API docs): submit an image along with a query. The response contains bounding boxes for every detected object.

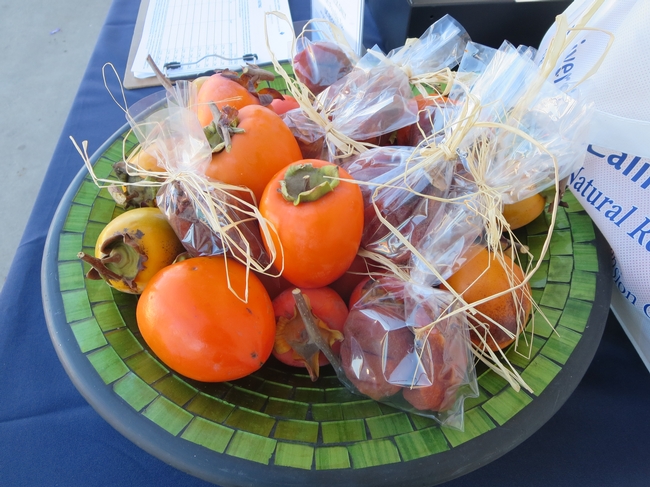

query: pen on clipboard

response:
[163,53,259,81]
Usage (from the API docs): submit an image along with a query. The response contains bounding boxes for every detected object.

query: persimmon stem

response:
[102,253,123,264]
[78,252,123,282]
[146,54,174,92]
[241,64,275,82]
[291,288,355,389]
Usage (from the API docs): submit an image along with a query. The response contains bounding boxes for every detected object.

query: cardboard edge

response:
[123,0,160,90]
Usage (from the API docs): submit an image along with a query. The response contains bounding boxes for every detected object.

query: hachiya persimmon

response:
[502,192,547,230]
[444,247,531,351]
[271,287,347,380]
[196,73,260,126]
[204,104,303,204]
[137,256,276,382]
[259,160,364,289]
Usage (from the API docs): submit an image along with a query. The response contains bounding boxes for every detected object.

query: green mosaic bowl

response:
[42,78,612,487]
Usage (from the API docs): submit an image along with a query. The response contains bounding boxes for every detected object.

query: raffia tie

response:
[69,136,282,303]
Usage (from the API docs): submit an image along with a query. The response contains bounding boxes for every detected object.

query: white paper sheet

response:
[132,0,293,79]
[536,0,650,370]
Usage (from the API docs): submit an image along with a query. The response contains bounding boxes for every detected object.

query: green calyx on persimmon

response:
[79,233,145,290]
[279,163,341,205]
[203,104,245,154]
[78,207,185,294]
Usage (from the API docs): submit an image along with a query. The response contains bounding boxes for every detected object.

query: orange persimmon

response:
[444,247,531,351]
[204,105,303,204]
[259,160,364,289]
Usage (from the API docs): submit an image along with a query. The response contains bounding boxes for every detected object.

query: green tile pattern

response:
[366,413,413,438]
[113,372,159,411]
[143,396,193,435]
[442,407,496,448]
[70,318,107,353]
[181,418,234,454]
[226,431,276,464]
[264,398,308,419]
[153,375,198,406]
[321,419,367,443]
[395,427,449,460]
[541,326,582,366]
[274,442,314,469]
[348,439,401,468]
[315,446,351,470]
[186,393,234,423]
[520,355,562,395]
[51,63,603,473]
[482,387,533,426]
[225,408,275,436]
[87,346,129,384]
[274,419,319,443]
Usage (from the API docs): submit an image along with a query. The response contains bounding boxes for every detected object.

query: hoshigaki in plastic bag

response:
[292,20,358,96]
[281,15,470,161]
[394,94,457,148]
[282,59,419,161]
[342,146,454,265]
[374,14,470,91]
[409,174,486,287]
[447,40,593,204]
[338,276,478,429]
[156,178,270,265]
[124,80,275,270]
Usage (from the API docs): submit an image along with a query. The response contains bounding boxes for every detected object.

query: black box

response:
[366,0,572,51]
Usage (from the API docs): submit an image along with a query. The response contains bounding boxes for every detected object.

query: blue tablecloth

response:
[1,1,650,485]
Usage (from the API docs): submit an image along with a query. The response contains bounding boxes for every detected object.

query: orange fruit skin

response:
[204,105,303,204]
[131,146,164,172]
[502,193,546,230]
[196,74,260,126]
[269,95,300,115]
[136,256,276,382]
[444,247,531,351]
[259,160,364,289]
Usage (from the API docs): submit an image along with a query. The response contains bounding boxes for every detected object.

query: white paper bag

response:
[536,0,650,369]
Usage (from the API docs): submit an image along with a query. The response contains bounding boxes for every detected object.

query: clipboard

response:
[123,0,297,90]
[123,0,158,89]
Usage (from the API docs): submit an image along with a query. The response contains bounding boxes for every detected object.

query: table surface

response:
[2,1,650,486]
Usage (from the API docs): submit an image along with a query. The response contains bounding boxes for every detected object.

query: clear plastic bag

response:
[282,60,418,161]
[282,15,470,161]
[291,19,358,96]
[448,41,593,204]
[339,276,478,429]
[409,175,485,287]
[125,81,273,268]
[293,40,355,96]
[342,146,454,265]
[156,179,269,265]
[365,14,470,80]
